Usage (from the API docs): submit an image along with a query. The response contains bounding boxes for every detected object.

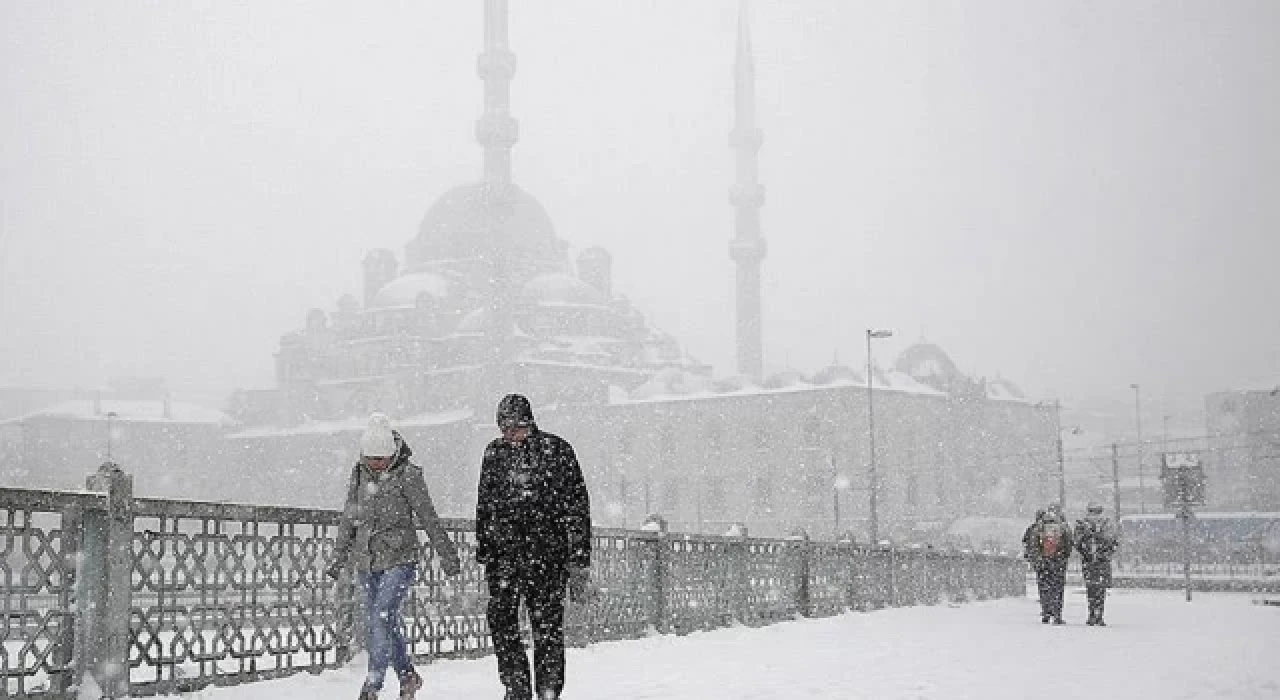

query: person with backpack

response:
[1022,509,1047,562]
[1074,503,1119,626]
[1028,504,1073,624]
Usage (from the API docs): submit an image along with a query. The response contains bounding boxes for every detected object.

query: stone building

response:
[1204,388,1280,511]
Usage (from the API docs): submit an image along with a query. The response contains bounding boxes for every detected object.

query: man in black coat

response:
[1074,503,1119,626]
[476,394,592,700]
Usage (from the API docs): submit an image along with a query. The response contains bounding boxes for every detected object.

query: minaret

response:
[729,0,767,380]
[477,0,518,184]
[477,0,519,395]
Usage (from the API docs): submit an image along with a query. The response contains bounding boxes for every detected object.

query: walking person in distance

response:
[1074,503,1119,626]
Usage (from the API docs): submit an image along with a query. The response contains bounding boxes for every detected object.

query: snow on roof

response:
[985,378,1029,403]
[226,408,473,439]
[9,399,230,425]
[614,367,947,406]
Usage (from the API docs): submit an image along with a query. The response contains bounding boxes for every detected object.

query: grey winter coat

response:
[1074,514,1118,587]
[332,433,460,575]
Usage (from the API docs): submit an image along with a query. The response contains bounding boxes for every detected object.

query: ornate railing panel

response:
[0,476,1026,698]
[127,498,349,696]
[563,530,656,643]
[0,489,98,699]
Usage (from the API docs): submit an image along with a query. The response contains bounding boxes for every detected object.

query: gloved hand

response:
[441,553,462,577]
[567,565,591,603]
[324,562,344,581]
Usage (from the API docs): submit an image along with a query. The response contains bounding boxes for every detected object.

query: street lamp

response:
[1131,383,1144,514]
[1036,400,1080,511]
[866,328,893,543]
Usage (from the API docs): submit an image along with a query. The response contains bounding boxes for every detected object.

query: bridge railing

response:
[1,464,1025,699]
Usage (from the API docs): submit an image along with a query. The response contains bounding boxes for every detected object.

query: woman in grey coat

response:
[328,413,462,700]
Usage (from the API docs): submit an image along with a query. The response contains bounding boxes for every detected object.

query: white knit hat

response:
[360,412,396,457]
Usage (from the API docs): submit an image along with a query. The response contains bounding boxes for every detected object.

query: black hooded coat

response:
[475,401,591,572]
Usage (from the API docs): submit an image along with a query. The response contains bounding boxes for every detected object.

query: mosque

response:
[226,0,1058,543]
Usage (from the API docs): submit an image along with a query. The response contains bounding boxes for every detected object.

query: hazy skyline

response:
[2,1,1276,415]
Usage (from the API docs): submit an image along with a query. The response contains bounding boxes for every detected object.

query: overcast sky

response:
[1,1,1276,415]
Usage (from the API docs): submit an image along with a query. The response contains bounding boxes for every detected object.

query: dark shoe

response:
[359,688,378,700]
[399,671,423,700]
[1052,617,1065,625]
[1096,619,1106,627]
[1041,614,1050,624]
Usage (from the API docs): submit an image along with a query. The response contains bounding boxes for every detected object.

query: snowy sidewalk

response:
[187,589,1280,700]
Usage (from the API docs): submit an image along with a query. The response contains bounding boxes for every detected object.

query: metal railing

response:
[2,464,1025,699]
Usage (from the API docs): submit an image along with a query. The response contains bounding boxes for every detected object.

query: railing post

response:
[334,568,362,665]
[836,532,857,612]
[786,528,811,618]
[887,546,899,607]
[642,514,669,634]
[726,523,751,626]
[51,503,83,695]
[80,462,134,699]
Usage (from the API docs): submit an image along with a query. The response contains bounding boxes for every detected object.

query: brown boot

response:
[399,670,423,700]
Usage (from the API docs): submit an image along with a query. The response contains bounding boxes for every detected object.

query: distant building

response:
[1,394,230,498]
[1205,388,1280,510]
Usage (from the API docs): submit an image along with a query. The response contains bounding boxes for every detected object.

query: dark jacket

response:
[1026,514,1074,568]
[333,432,460,574]
[475,426,592,571]
[1074,514,1118,587]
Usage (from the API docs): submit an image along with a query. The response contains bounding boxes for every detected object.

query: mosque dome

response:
[371,272,452,308]
[894,342,967,393]
[407,183,564,267]
[520,273,608,308]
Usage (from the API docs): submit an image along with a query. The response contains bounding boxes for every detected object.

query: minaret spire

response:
[729,0,766,380]
[477,0,518,184]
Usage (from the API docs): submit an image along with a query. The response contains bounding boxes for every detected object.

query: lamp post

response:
[1052,400,1066,509]
[1131,383,1144,514]
[866,328,893,543]
[1037,400,1077,511]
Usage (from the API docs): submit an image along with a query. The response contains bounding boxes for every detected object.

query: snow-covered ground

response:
[184,588,1280,700]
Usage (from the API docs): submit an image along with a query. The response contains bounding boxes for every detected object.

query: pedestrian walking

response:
[1025,504,1073,624]
[1074,503,1119,626]
[476,394,592,700]
[328,413,462,700]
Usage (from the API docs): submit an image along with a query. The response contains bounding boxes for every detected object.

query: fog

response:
[2,0,1277,409]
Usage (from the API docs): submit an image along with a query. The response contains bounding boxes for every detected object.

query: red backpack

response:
[1040,521,1064,557]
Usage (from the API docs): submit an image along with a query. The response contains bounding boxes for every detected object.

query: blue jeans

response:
[359,563,417,691]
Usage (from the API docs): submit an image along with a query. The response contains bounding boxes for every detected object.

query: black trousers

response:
[1035,561,1067,618]
[1085,584,1107,621]
[487,560,570,700]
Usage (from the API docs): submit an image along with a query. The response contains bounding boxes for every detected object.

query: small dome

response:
[895,342,965,391]
[762,370,807,389]
[371,272,452,309]
[811,364,863,385]
[521,274,607,308]
[408,183,563,266]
